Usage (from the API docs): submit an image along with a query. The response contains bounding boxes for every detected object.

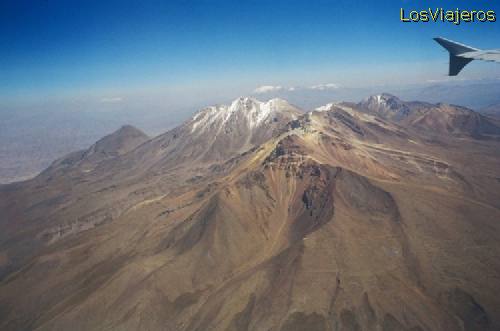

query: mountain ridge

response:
[353,93,500,138]
[1,95,500,331]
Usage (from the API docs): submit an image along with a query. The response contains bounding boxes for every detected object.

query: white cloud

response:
[425,78,467,83]
[253,83,340,94]
[253,85,284,94]
[100,97,123,103]
[308,83,339,90]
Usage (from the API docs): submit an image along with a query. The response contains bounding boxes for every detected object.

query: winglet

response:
[434,37,479,76]
[433,37,479,55]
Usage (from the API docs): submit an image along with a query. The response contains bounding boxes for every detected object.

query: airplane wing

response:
[434,37,500,76]
[459,50,500,63]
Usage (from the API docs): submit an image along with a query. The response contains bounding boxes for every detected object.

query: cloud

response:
[253,85,284,94]
[308,83,339,90]
[100,97,123,103]
[425,78,467,83]
[253,83,340,94]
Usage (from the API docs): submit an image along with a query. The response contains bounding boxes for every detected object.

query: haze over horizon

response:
[1,0,500,184]
[2,0,500,111]
[2,2,500,330]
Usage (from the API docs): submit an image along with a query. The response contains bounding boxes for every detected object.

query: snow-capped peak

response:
[230,96,257,110]
[363,93,399,106]
[359,94,411,119]
[315,102,337,112]
[190,97,295,133]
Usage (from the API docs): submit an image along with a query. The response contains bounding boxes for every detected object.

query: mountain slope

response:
[1,96,500,331]
[355,94,500,138]
[88,97,301,182]
[42,125,149,175]
[356,93,430,122]
[409,103,500,137]
[0,97,300,279]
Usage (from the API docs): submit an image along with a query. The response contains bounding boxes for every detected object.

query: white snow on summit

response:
[315,103,336,111]
[190,97,295,133]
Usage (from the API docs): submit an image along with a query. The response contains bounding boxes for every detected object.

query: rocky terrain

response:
[3,80,500,184]
[1,95,500,331]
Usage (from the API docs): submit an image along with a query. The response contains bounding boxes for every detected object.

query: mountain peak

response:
[3,92,500,331]
[228,97,293,111]
[230,96,258,109]
[190,97,299,133]
[315,102,341,112]
[114,124,147,136]
[42,125,149,175]
[89,125,149,155]
[364,93,401,106]
[358,93,411,120]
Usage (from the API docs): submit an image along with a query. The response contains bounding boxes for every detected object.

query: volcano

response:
[1,96,500,331]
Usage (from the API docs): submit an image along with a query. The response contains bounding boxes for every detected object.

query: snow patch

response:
[315,103,336,112]
[190,97,290,133]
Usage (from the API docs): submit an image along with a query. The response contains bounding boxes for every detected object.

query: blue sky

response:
[1,0,499,105]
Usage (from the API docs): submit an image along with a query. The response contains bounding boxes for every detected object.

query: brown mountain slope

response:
[409,104,500,137]
[354,94,500,138]
[0,98,300,280]
[1,97,500,331]
[40,124,150,175]
[100,97,301,179]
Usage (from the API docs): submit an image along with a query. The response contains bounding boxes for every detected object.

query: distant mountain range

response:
[2,80,499,184]
[1,94,500,331]
[355,94,500,137]
[252,80,500,111]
